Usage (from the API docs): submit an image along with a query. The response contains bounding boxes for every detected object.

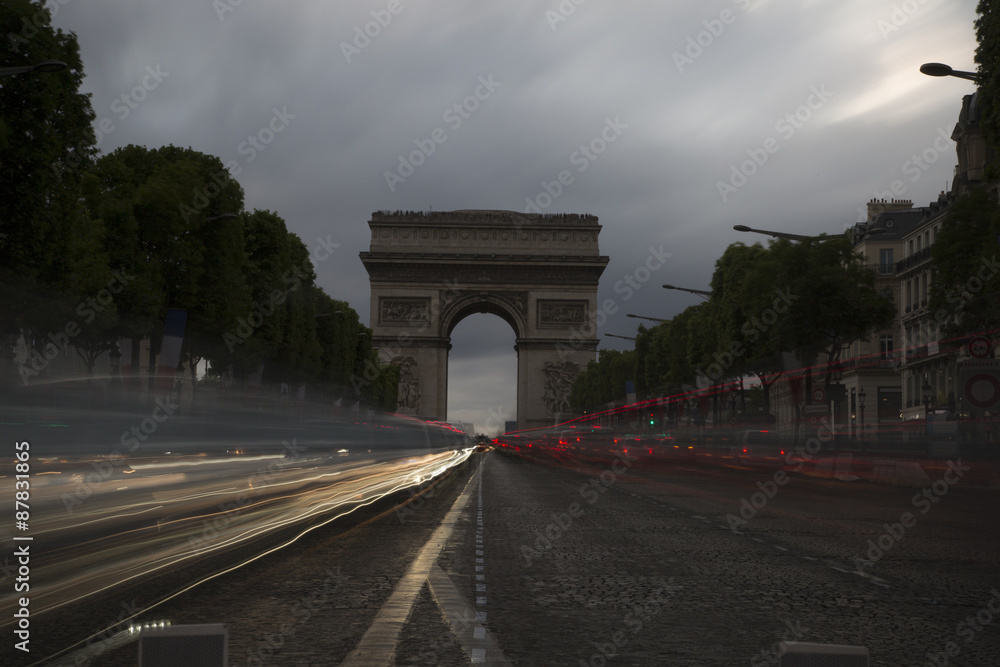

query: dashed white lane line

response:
[451,460,510,664]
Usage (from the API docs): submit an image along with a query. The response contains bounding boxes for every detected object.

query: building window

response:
[879,248,894,273]
[880,334,894,360]
[905,280,911,311]
[909,239,914,256]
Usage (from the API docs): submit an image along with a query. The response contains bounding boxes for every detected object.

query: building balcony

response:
[895,246,932,273]
[867,263,896,275]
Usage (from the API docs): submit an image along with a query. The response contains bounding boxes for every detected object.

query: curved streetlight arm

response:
[0,60,67,77]
[605,333,636,342]
[662,284,710,300]
[919,63,979,82]
[626,314,668,323]
[733,225,813,242]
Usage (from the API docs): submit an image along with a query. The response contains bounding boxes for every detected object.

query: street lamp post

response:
[858,387,866,443]
[858,387,868,448]
[662,284,710,300]
[605,333,636,342]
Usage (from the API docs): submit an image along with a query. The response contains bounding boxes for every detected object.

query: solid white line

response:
[341,465,479,666]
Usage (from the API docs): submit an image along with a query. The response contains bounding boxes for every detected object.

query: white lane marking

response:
[427,563,510,666]
[341,464,479,666]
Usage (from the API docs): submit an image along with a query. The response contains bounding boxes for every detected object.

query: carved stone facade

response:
[360,210,609,430]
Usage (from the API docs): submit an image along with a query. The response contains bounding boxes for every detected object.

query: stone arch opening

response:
[441,292,525,339]
[447,312,517,433]
[360,209,609,430]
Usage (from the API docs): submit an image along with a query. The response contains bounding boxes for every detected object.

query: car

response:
[734,429,787,467]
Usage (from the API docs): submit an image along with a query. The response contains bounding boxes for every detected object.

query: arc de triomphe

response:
[360,210,609,431]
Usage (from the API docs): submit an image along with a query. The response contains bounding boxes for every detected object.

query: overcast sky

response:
[49,0,979,433]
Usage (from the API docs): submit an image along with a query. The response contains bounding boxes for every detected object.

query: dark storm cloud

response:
[49,0,979,430]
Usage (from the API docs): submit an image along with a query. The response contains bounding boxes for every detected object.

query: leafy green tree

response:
[739,235,895,388]
[1,1,100,385]
[570,349,636,412]
[703,242,782,412]
[85,145,248,381]
[929,187,1000,339]
[634,309,692,399]
[976,0,1000,161]
[662,305,701,388]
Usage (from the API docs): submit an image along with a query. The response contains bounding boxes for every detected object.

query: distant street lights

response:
[626,313,667,323]
[0,60,67,77]
[662,284,710,300]
[919,63,979,83]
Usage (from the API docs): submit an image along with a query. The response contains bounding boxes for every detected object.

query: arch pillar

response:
[516,337,599,430]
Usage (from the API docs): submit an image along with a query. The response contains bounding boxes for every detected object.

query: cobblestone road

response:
[464,450,1000,666]
[31,449,1000,666]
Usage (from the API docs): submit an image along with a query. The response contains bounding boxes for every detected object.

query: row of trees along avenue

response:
[1,1,397,408]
